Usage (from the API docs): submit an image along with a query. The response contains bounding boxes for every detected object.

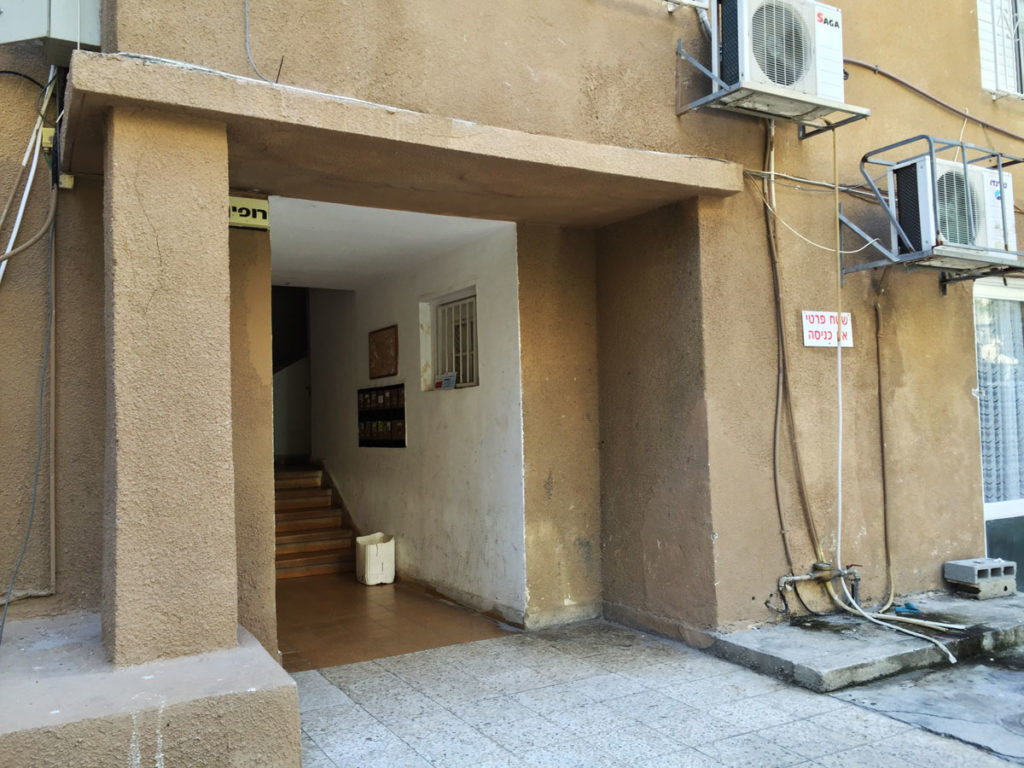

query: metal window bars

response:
[839,135,1023,286]
[437,295,478,387]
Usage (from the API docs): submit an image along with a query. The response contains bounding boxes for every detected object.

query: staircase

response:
[275,468,355,579]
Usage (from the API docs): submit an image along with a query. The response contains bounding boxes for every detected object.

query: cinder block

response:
[949,576,1017,600]
[944,558,1017,585]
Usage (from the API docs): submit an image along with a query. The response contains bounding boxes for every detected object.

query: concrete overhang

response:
[63,52,742,226]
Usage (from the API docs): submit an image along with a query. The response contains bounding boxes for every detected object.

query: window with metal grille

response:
[436,295,478,387]
[978,0,1024,97]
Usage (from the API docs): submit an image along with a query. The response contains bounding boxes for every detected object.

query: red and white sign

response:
[801,310,852,347]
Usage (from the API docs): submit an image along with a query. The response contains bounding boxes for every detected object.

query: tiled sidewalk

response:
[295,621,1013,767]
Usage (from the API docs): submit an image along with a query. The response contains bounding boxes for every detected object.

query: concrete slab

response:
[0,612,301,766]
[709,593,1024,692]
[834,647,1024,765]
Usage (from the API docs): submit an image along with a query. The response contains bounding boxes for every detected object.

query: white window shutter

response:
[978,0,1022,95]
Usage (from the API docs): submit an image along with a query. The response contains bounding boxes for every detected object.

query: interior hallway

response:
[276,574,511,672]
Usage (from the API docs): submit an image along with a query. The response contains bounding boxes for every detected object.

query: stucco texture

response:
[102,107,237,664]
[5,0,1019,642]
[598,203,719,640]
[0,44,59,604]
[229,227,278,656]
[518,225,602,627]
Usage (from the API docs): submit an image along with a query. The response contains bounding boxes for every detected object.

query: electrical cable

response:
[0,70,46,90]
[0,222,54,645]
[747,178,882,255]
[763,120,798,578]
[872,277,897,615]
[826,129,957,663]
[0,190,58,267]
[844,58,1024,145]
[760,119,829,616]
[243,0,273,83]
[35,75,58,127]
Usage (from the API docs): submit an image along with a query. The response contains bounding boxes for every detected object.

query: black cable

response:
[0,221,54,648]
[0,70,45,90]
[35,76,58,128]
[792,581,826,617]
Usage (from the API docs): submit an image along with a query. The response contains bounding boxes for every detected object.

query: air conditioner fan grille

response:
[751,2,810,88]
[936,170,981,246]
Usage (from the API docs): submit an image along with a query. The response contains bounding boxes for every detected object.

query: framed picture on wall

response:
[368,325,398,378]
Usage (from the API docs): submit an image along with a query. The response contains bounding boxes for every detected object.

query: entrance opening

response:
[268,197,518,670]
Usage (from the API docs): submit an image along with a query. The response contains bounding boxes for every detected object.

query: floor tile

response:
[588,720,687,762]
[301,731,338,768]
[693,732,806,767]
[475,714,572,752]
[391,710,513,766]
[756,719,868,759]
[441,694,538,729]
[300,702,379,740]
[519,738,622,767]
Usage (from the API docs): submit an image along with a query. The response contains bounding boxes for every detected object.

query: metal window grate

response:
[437,295,478,387]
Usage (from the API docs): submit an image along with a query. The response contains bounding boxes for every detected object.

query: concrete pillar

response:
[229,228,278,656]
[102,108,238,665]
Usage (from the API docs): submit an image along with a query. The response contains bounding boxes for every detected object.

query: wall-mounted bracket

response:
[839,135,1024,287]
[673,0,869,138]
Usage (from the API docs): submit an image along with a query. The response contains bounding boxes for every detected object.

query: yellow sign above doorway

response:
[229,196,270,230]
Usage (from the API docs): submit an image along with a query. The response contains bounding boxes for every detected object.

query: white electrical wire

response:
[243,0,273,83]
[0,66,56,288]
[746,178,881,255]
[826,130,957,665]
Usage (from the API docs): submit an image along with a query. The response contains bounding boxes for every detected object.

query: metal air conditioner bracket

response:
[674,35,869,138]
[838,135,1024,290]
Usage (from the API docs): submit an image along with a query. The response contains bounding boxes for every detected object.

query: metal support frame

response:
[839,135,1024,285]
[674,0,869,139]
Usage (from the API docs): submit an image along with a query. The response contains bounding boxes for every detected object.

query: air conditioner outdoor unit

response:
[719,0,847,120]
[889,157,1019,270]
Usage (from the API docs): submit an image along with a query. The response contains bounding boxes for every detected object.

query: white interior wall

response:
[308,226,526,622]
[272,357,311,458]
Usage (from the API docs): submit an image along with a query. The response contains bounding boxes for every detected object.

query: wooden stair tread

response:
[276,527,352,542]
[275,476,323,490]
[276,550,353,566]
[275,487,331,500]
[276,561,353,579]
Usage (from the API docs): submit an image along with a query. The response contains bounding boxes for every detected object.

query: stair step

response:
[276,550,353,568]
[275,560,354,579]
[275,509,344,533]
[275,492,333,511]
[276,530,353,556]
[274,471,323,490]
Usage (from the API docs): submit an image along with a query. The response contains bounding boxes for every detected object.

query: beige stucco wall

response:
[518,225,602,627]
[1,45,106,621]
[229,227,278,655]
[0,44,58,604]
[102,107,237,664]
[2,0,1021,645]
[598,203,719,641]
[96,0,1021,633]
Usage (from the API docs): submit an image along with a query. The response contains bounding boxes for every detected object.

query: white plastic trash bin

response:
[356,532,395,585]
